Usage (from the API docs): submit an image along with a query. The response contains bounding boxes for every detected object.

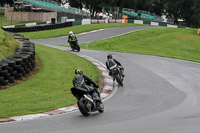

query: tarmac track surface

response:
[1,26,200,133]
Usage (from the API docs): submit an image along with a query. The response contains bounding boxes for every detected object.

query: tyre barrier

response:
[0,34,35,87]
[2,22,73,33]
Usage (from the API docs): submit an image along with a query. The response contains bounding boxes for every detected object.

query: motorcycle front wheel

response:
[115,75,123,86]
[76,45,80,52]
[97,101,104,113]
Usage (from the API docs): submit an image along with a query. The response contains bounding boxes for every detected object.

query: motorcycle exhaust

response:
[84,94,94,103]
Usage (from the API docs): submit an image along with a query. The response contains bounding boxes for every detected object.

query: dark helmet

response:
[75,68,83,74]
[107,54,113,59]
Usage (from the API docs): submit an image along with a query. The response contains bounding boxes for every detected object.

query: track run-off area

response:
[1,26,200,133]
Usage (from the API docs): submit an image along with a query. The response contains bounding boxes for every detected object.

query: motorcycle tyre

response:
[97,101,104,113]
[70,45,74,51]
[76,45,80,52]
[116,75,123,86]
[78,98,91,117]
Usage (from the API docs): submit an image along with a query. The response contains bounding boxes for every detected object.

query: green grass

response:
[0,29,19,60]
[0,15,34,27]
[19,23,149,39]
[0,44,99,118]
[0,10,4,13]
[80,28,200,63]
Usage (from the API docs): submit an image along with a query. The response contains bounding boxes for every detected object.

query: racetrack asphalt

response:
[1,26,200,133]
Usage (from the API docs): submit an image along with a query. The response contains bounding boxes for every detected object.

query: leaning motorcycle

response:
[111,65,124,86]
[69,41,80,52]
[71,86,104,116]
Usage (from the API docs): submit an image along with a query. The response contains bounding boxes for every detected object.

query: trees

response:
[62,0,200,27]
[0,0,13,6]
[160,0,199,27]
[190,0,200,27]
[67,0,83,9]
[145,0,200,27]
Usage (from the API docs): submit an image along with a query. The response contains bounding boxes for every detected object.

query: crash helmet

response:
[69,31,73,35]
[107,54,113,60]
[75,68,83,74]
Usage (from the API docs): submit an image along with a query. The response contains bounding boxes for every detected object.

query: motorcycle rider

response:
[72,68,101,101]
[106,54,125,77]
[68,31,78,50]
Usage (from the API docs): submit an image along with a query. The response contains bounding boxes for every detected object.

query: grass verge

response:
[80,28,200,63]
[19,23,149,39]
[0,44,99,118]
[0,29,19,60]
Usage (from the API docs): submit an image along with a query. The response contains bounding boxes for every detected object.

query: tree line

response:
[65,0,200,28]
[1,0,199,27]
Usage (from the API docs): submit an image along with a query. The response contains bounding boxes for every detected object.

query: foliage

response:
[64,0,200,27]
[0,0,13,6]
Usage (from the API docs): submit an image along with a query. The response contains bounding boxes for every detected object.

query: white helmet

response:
[69,31,73,35]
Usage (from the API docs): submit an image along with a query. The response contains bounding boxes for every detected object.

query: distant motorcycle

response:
[111,65,124,86]
[69,40,80,52]
[71,86,104,116]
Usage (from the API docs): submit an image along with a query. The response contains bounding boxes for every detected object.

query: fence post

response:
[11,15,12,25]
[0,16,2,27]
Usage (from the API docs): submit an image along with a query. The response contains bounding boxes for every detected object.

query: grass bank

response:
[19,23,148,39]
[0,29,19,60]
[0,44,99,118]
[80,28,200,63]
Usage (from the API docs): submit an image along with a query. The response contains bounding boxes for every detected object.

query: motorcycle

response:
[69,40,80,52]
[71,86,104,116]
[111,65,124,86]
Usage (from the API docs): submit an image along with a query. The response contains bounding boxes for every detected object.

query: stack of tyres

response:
[0,62,10,86]
[5,58,23,80]
[0,33,35,87]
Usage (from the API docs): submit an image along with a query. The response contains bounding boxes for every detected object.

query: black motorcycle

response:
[69,41,80,52]
[71,86,104,116]
[111,66,124,86]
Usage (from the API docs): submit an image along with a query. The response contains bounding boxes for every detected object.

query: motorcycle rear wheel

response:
[78,98,91,116]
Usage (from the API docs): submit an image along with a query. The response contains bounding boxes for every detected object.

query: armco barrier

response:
[2,18,186,33]
[91,19,123,24]
[72,19,82,26]
[159,22,168,27]
[143,20,151,25]
[2,22,73,33]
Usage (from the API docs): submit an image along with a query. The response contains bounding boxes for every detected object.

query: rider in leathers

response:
[106,54,125,77]
[73,68,101,101]
[68,31,78,50]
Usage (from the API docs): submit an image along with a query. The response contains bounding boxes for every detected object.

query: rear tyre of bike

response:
[71,46,74,51]
[98,101,104,113]
[78,98,91,116]
[116,75,123,86]
[77,45,80,52]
